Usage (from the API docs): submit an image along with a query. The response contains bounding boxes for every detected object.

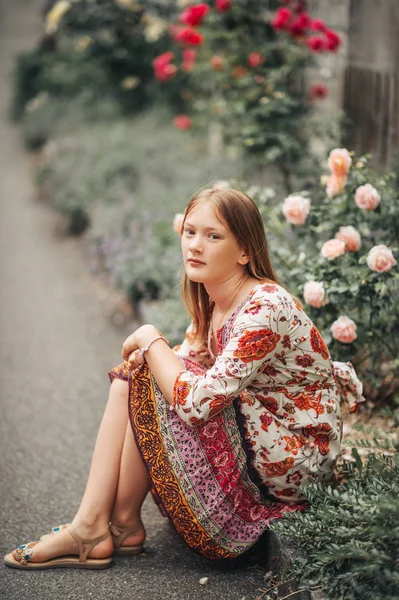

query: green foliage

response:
[270,434,399,600]
[11,0,169,126]
[37,107,243,340]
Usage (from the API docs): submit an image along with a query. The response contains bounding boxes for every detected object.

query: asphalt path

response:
[0,2,268,598]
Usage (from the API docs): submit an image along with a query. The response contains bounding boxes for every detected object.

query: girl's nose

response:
[189,235,203,253]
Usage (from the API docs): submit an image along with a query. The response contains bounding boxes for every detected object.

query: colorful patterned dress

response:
[109,282,363,560]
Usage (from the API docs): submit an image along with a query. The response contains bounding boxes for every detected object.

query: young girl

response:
[4,187,363,569]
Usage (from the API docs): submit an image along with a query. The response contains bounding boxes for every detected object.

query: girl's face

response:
[181,200,248,285]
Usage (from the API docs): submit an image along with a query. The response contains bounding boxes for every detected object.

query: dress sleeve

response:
[172,321,214,369]
[172,291,291,427]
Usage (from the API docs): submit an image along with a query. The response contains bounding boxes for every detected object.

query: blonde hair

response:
[181,187,295,346]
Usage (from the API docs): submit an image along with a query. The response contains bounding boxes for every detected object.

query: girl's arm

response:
[122,324,185,406]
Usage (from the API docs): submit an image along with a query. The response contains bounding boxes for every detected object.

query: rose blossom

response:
[327,148,352,177]
[331,316,357,344]
[335,226,361,252]
[215,0,231,11]
[321,239,346,260]
[326,174,347,198]
[173,213,184,235]
[367,245,397,273]
[303,281,327,308]
[179,4,209,27]
[173,114,192,130]
[282,195,310,225]
[355,183,381,210]
[247,52,264,67]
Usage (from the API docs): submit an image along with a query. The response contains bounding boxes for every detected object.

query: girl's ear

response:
[238,249,250,266]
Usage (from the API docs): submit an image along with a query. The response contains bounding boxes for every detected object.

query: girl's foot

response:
[7,523,113,564]
[109,518,146,552]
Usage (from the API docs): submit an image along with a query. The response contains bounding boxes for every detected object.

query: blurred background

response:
[4,0,399,403]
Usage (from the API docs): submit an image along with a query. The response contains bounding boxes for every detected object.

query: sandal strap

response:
[51,524,69,535]
[13,541,39,565]
[67,526,111,562]
[109,523,141,549]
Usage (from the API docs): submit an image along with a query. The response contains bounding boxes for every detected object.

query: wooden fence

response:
[343,65,399,168]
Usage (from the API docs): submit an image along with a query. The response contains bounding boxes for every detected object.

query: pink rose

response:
[334,226,361,252]
[303,281,327,308]
[327,148,352,177]
[282,195,310,225]
[321,239,346,260]
[331,316,357,343]
[173,213,184,235]
[367,245,397,273]
[355,184,381,210]
[326,174,347,198]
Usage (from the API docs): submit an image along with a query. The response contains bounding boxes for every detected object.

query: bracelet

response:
[138,335,168,360]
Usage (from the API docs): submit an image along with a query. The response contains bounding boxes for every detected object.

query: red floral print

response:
[260,412,273,431]
[310,326,330,360]
[295,354,315,368]
[283,435,303,456]
[263,457,295,478]
[234,329,281,363]
[175,379,191,406]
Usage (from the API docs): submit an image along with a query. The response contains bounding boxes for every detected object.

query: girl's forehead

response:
[187,201,226,226]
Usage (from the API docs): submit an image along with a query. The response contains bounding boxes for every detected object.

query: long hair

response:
[181,187,291,346]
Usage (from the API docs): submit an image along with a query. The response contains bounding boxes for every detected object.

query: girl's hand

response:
[127,348,145,371]
[121,324,159,361]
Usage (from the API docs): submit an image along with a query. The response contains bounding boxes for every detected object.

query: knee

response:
[110,378,129,397]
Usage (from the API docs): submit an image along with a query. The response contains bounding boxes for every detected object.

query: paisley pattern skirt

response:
[109,360,302,560]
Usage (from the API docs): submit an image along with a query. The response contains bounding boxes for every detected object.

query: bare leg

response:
[19,378,149,562]
[108,420,151,547]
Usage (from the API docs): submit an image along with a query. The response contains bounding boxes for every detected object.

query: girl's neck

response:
[206,273,258,313]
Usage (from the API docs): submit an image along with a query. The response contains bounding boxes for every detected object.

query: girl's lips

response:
[188,258,205,265]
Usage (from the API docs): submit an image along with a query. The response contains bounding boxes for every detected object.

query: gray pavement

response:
[0,1,268,598]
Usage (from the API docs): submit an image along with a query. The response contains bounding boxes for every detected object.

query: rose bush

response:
[151,0,342,192]
[234,149,399,405]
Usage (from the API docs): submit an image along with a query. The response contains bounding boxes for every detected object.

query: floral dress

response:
[109,282,363,560]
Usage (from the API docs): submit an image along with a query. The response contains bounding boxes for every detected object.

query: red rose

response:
[175,27,204,46]
[309,18,326,32]
[324,29,341,52]
[289,13,309,36]
[309,83,328,100]
[173,115,192,130]
[179,3,209,27]
[306,36,324,52]
[271,7,292,30]
[209,55,224,70]
[181,48,197,72]
[247,52,264,67]
[215,0,231,11]
[153,52,177,82]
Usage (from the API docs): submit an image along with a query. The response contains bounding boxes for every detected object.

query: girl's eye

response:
[184,228,195,235]
[209,234,220,240]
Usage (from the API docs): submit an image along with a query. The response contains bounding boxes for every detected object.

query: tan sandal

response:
[4,525,113,570]
[109,523,144,556]
[39,522,144,556]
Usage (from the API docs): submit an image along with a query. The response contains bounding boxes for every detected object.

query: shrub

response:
[270,430,399,600]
